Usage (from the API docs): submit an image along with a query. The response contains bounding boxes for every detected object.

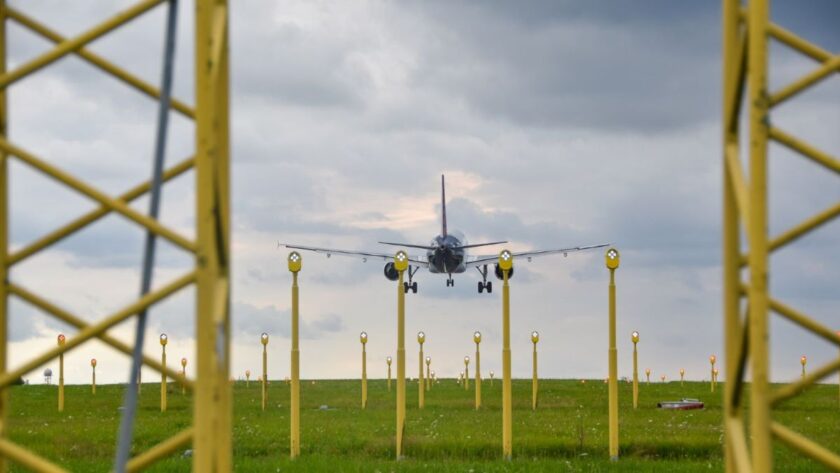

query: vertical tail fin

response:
[441,174,447,237]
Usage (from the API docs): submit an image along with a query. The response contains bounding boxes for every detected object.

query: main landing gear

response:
[445,274,454,287]
[476,265,492,294]
[403,265,419,293]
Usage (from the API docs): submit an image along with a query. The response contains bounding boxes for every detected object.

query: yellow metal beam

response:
[768,22,834,63]
[725,143,751,224]
[721,5,744,469]
[770,422,840,470]
[9,283,193,389]
[0,138,196,252]
[0,271,195,388]
[770,55,840,107]
[770,357,840,407]
[725,417,753,473]
[4,7,194,120]
[0,0,165,88]
[746,0,772,470]
[0,1,7,469]
[8,156,194,266]
[125,428,194,473]
[193,0,231,470]
[770,127,840,174]
[769,297,840,347]
[0,438,69,473]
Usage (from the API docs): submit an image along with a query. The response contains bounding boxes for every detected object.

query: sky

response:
[4,1,839,386]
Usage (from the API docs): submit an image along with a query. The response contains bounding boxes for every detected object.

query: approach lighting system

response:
[261,333,269,346]
[57,334,66,346]
[474,331,482,344]
[394,251,409,272]
[91,358,97,367]
[360,331,368,345]
[160,333,168,346]
[605,248,620,269]
[498,249,513,270]
[288,251,302,273]
[631,331,639,343]
[417,331,425,344]
[531,331,540,344]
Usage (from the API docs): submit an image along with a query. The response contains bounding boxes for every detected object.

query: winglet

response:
[441,174,447,237]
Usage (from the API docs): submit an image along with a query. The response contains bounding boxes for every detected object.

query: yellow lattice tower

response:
[0,1,230,471]
[722,0,840,471]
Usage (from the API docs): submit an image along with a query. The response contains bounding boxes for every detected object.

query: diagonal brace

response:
[0,0,165,88]
[771,357,840,407]
[126,427,194,472]
[8,156,194,266]
[0,137,196,253]
[0,271,196,389]
[8,283,192,390]
[5,7,194,119]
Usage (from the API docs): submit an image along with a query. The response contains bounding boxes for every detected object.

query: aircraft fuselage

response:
[426,233,466,274]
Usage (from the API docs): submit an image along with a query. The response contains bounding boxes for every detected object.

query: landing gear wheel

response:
[403,282,410,293]
[486,281,492,293]
[478,281,484,293]
[411,282,418,293]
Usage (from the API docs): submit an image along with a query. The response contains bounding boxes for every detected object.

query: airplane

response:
[281,175,608,294]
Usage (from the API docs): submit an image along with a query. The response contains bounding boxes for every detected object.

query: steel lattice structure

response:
[0,1,230,471]
[722,0,840,471]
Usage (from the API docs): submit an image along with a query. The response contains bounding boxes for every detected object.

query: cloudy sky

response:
[5,1,839,386]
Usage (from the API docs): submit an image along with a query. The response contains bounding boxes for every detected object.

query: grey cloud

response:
[233,301,345,340]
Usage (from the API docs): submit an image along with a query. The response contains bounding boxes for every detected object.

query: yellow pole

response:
[246,370,250,388]
[289,251,301,459]
[91,358,97,395]
[499,249,513,460]
[417,331,425,409]
[464,356,470,391]
[747,1,771,469]
[386,356,392,392]
[360,331,368,409]
[645,368,650,384]
[180,358,187,395]
[631,331,639,409]
[531,331,539,411]
[394,251,408,460]
[605,248,620,461]
[800,355,806,380]
[710,355,717,393]
[57,334,65,412]
[475,331,482,410]
[680,368,685,386]
[261,333,268,411]
[0,7,7,467]
[160,333,168,412]
[425,356,431,392]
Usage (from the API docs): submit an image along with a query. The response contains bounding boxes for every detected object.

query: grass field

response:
[6,378,839,471]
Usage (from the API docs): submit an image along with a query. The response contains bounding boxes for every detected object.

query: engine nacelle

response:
[383,262,399,281]
[494,264,514,280]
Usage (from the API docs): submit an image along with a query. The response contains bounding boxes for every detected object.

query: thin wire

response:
[114,0,178,470]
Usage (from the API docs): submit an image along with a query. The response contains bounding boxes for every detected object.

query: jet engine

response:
[494,264,514,280]
[383,262,399,281]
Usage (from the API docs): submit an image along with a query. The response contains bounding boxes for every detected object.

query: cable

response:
[114,0,179,470]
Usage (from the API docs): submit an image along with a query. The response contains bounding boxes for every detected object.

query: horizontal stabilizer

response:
[451,241,508,250]
[378,241,436,251]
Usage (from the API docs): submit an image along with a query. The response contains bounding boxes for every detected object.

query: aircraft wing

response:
[280,243,430,268]
[466,243,610,268]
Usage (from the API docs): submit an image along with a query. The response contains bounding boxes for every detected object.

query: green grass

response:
[6,379,840,471]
